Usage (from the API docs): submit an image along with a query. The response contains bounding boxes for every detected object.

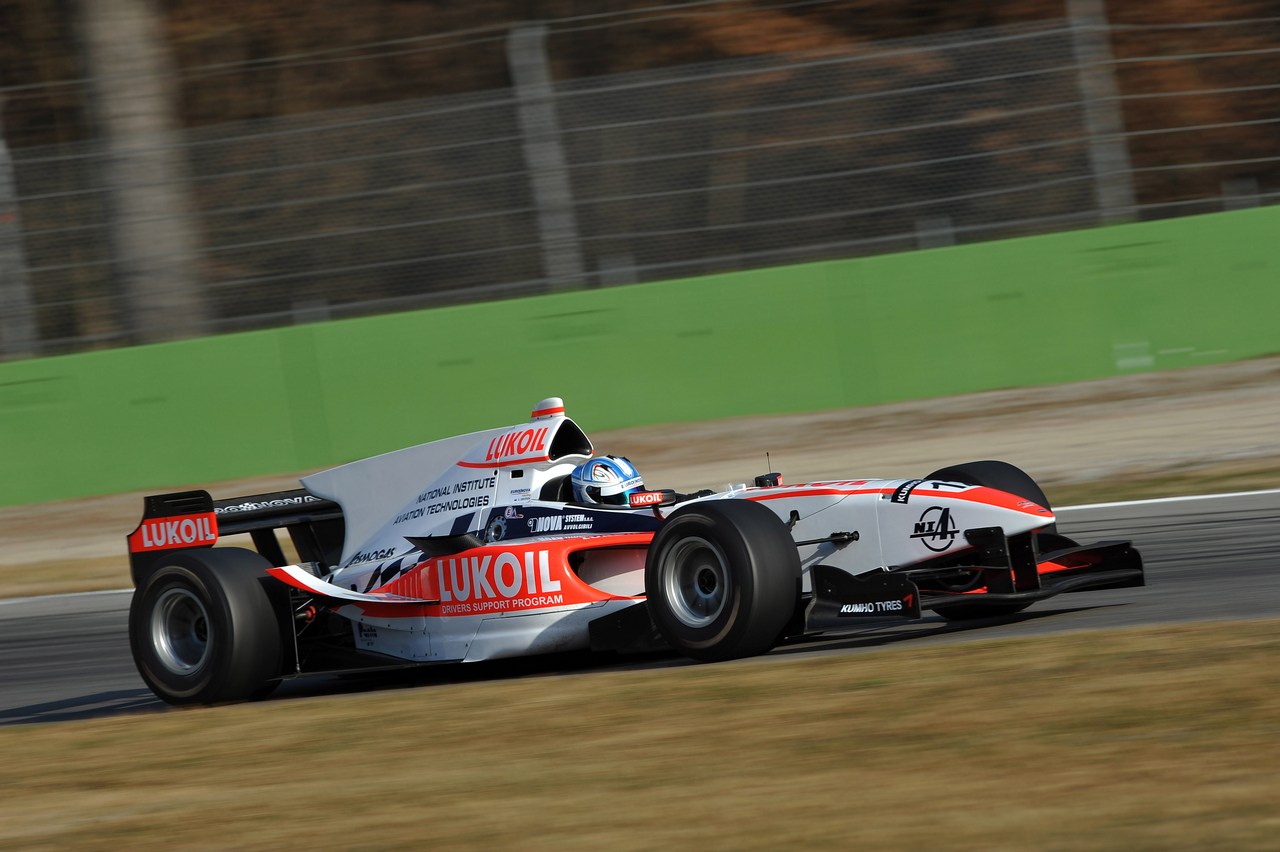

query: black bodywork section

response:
[128,488,344,588]
[910,528,1144,609]
[806,566,922,623]
[803,526,1144,630]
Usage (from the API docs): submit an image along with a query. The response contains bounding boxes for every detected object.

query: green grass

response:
[3,621,1280,849]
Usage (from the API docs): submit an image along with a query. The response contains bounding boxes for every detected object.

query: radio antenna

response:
[766,451,773,473]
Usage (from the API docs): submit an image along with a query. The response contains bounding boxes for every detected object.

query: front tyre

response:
[645,500,799,662]
[130,548,284,705]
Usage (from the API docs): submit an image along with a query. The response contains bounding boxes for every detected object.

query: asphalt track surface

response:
[2,491,1277,726]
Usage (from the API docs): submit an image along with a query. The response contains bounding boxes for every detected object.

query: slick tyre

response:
[923,460,1051,622]
[130,548,284,705]
[645,500,799,662]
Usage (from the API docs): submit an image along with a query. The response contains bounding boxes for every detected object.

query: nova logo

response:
[911,506,958,552]
[529,515,563,533]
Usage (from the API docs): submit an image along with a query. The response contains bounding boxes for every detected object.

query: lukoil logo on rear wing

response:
[128,512,218,553]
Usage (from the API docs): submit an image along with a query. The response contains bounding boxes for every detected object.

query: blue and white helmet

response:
[571,455,644,506]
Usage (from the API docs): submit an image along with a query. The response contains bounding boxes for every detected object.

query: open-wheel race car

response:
[127,397,1144,704]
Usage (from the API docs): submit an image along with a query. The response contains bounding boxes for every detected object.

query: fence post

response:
[0,114,38,359]
[507,25,586,291]
[78,0,209,344]
[1068,0,1137,223]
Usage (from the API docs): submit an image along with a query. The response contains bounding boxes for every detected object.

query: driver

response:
[571,455,644,506]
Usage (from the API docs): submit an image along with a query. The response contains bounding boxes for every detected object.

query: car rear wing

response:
[127,488,345,587]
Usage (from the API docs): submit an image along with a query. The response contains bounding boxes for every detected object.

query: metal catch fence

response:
[2,12,1278,357]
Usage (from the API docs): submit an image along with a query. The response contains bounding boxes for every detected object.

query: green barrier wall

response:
[3,206,1277,506]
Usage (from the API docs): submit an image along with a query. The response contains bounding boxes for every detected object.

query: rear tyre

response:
[645,500,799,662]
[130,548,284,705]
[923,460,1052,622]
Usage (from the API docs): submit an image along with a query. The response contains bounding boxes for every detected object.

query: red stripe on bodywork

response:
[456,455,551,469]
[747,483,1049,518]
[749,486,881,501]
[910,486,1051,516]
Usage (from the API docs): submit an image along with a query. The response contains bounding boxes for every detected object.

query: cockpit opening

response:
[548,419,592,461]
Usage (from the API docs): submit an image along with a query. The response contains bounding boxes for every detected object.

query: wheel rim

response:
[661,536,730,628]
[151,587,212,675]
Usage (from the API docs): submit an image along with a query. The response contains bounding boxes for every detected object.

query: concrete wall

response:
[3,205,1276,506]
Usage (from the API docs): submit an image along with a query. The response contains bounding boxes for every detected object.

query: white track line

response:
[7,488,1280,605]
[1060,488,1280,511]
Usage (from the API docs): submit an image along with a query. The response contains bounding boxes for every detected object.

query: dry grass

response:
[3,621,1279,849]
[0,556,126,599]
[1046,460,1280,506]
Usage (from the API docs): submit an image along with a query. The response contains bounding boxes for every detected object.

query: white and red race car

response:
[127,397,1143,704]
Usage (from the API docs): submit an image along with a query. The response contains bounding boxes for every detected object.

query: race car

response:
[127,397,1144,705]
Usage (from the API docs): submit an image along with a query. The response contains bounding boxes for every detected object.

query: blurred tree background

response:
[4,0,1274,170]
[0,1,1276,353]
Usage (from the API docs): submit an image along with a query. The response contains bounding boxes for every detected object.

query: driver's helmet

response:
[571,455,644,506]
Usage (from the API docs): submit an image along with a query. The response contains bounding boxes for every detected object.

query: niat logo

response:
[911,506,958,552]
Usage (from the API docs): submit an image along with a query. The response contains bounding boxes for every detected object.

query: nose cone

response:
[970,486,1055,533]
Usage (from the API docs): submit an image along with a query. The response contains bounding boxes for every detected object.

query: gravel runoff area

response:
[3,356,1277,582]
